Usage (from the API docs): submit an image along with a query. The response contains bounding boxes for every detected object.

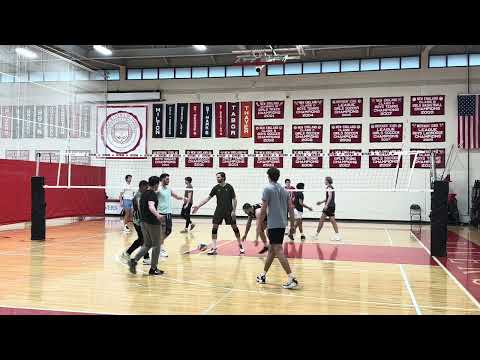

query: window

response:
[303,62,321,74]
[226,66,243,77]
[380,57,400,70]
[447,54,468,67]
[401,56,420,69]
[267,64,284,76]
[29,71,44,82]
[243,65,259,77]
[142,68,158,80]
[470,54,480,66]
[159,68,174,79]
[209,66,225,78]
[58,72,73,81]
[175,68,191,79]
[105,69,120,80]
[127,68,142,80]
[192,67,208,78]
[341,59,359,72]
[360,58,380,71]
[0,73,14,83]
[284,63,302,75]
[91,71,106,80]
[322,60,340,73]
[74,70,89,81]
[429,55,446,68]
[44,71,59,82]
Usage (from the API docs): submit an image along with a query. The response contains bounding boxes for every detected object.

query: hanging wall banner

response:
[410,148,445,168]
[254,150,284,168]
[292,124,323,143]
[165,104,176,138]
[12,106,23,139]
[152,104,163,138]
[369,123,403,142]
[369,97,404,117]
[152,150,179,168]
[292,150,323,168]
[215,102,227,137]
[219,150,249,168]
[67,150,91,165]
[331,98,363,118]
[80,104,91,138]
[240,101,252,138]
[202,103,213,137]
[1,106,12,138]
[293,99,323,118]
[23,105,34,138]
[71,105,81,138]
[254,125,284,143]
[227,102,239,138]
[5,150,29,161]
[189,103,201,138]
[411,122,445,142]
[254,100,285,119]
[329,149,362,168]
[185,150,214,167]
[57,105,67,138]
[369,149,403,168]
[47,105,57,138]
[35,106,45,138]
[36,150,60,163]
[330,124,362,143]
[97,105,147,156]
[410,95,445,116]
[176,103,188,138]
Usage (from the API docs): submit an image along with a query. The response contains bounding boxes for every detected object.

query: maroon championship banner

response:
[185,150,214,168]
[36,150,61,163]
[254,125,284,143]
[152,150,180,168]
[410,148,445,169]
[23,105,34,138]
[5,150,29,160]
[70,105,81,138]
[369,149,403,169]
[254,150,284,168]
[1,106,12,138]
[189,103,201,138]
[329,149,362,169]
[369,123,403,142]
[292,150,323,168]
[370,97,404,117]
[292,124,323,143]
[35,106,45,138]
[215,102,227,137]
[47,105,57,138]
[293,99,323,118]
[410,95,445,116]
[219,150,249,168]
[80,104,91,138]
[227,102,239,138]
[67,150,91,165]
[411,122,445,142]
[240,101,252,138]
[331,98,363,118]
[254,100,285,119]
[330,124,362,143]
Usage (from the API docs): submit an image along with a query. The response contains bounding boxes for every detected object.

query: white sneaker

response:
[331,234,342,241]
[160,249,168,257]
[120,251,130,263]
[123,226,131,233]
[282,278,299,289]
[142,258,151,265]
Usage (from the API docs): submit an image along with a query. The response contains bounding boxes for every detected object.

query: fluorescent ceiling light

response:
[15,47,38,59]
[193,45,207,51]
[93,45,113,56]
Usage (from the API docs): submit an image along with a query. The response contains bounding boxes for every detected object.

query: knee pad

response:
[212,228,218,236]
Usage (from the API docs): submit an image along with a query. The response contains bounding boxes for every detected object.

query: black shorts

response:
[212,211,236,225]
[323,207,336,217]
[160,213,173,236]
[267,228,286,245]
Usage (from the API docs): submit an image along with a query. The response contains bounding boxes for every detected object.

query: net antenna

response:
[441,144,458,181]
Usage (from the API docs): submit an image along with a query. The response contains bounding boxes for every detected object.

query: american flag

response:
[458,94,480,149]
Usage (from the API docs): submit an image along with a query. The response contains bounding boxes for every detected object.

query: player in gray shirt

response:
[256,167,299,289]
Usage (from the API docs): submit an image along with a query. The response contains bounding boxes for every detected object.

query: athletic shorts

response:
[160,213,173,237]
[267,228,286,245]
[122,199,133,209]
[212,211,236,225]
[323,206,335,217]
[294,209,303,220]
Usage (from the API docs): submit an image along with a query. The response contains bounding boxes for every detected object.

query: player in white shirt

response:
[120,175,135,232]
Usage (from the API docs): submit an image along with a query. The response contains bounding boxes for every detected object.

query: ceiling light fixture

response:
[93,45,113,56]
[15,47,38,59]
[193,45,207,51]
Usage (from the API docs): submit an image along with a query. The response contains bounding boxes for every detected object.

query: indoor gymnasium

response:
[0,45,479,315]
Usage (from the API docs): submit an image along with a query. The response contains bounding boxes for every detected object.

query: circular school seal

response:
[100,111,143,154]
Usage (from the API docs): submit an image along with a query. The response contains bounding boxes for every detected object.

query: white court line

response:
[384,227,394,246]
[411,231,480,310]
[201,289,234,315]
[399,264,422,315]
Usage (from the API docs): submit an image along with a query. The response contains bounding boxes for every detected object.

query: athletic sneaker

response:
[123,225,130,232]
[180,229,188,234]
[288,234,294,243]
[207,248,218,256]
[149,268,164,276]
[331,234,342,241]
[198,243,208,251]
[258,246,269,254]
[300,235,306,242]
[189,224,196,231]
[121,251,130,263]
[256,274,266,284]
[312,233,320,240]
[239,247,245,255]
[282,278,299,289]
[142,258,151,265]
[160,249,168,257]
[128,259,137,274]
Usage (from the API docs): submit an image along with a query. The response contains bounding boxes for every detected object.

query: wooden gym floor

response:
[0,217,479,315]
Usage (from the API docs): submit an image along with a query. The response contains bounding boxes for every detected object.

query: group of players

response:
[118,168,341,289]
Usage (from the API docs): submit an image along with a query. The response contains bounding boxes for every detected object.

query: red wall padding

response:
[0,159,105,225]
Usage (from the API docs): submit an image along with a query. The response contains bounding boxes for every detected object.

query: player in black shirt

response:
[287,183,313,242]
[192,172,244,255]
[314,176,341,241]
[242,203,269,254]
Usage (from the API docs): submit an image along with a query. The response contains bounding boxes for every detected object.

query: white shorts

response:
[294,209,303,220]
